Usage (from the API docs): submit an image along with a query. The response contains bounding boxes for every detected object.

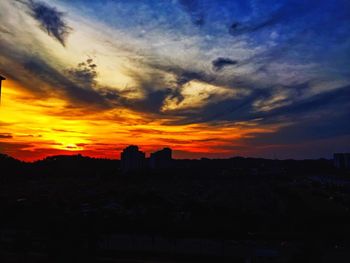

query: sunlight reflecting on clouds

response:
[0,80,277,160]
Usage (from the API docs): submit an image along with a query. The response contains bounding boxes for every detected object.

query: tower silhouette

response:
[121,145,146,173]
[150,147,173,169]
[0,75,6,105]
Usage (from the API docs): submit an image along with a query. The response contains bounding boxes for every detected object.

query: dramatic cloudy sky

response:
[0,0,349,160]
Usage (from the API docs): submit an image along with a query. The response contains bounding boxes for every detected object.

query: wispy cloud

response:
[0,0,349,159]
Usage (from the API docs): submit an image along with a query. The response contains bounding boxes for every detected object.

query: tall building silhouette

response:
[150,147,173,170]
[0,75,5,104]
[121,145,146,173]
[334,153,350,170]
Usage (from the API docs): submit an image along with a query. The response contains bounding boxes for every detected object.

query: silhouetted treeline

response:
[172,157,335,177]
[0,154,119,182]
[0,153,336,181]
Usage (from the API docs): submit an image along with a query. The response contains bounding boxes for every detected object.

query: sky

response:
[0,0,349,161]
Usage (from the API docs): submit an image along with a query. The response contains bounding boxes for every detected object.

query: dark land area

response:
[1,153,350,262]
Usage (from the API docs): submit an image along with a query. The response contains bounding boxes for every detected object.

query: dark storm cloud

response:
[148,90,174,112]
[134,89,173,113]
[27,58,204,115]
[177,70,211,85]
[123,63,215,114]
[259,85,350,122]
[212,57,238,71]
[2,25,348,135]
[147,61,214,85]
[136,60,267,122]
[244,85,350,146]
[1,34,192,116]
[22,58,109,106]
[66,59,97,88]
[24,58,99,103]
[15,57,127,110]
[163,88,266,125]
[165,81,350,130]
[25,0,71,46]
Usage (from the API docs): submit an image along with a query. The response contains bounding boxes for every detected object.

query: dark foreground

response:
[1,154,350,262]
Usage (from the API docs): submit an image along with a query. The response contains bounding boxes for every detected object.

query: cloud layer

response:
[0,0,349,159]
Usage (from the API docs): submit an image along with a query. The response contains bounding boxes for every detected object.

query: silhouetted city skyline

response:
[1,145,350,261]
[121,145,173,173]
[0,0,350,261]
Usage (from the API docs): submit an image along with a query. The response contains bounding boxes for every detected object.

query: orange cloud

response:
[0,79,278,161]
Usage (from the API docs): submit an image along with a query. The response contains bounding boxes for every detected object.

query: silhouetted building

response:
[150,147,173,170]
[121,145,146,173]
[334,153,350,170]
[0,75,5,104]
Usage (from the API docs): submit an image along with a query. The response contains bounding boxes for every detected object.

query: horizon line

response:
[0,152,335,163]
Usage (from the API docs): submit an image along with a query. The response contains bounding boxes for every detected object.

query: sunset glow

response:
[0,79,279,161]
[1,0,349,160]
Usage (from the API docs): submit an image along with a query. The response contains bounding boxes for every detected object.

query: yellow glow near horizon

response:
[0,79,278,161]
[0,80,91,154]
